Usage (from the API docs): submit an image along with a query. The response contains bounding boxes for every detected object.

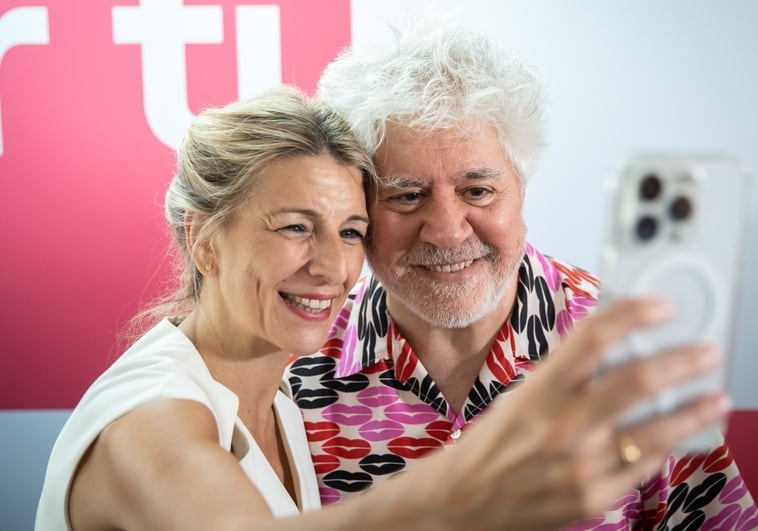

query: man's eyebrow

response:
[380,168,504,188]
[379,175,428,189]
[459,168,504,180]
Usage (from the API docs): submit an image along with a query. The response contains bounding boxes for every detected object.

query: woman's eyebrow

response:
[270,208,369,225]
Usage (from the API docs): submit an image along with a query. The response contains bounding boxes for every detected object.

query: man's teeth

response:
[428,260,474,273]
[287,295,332,311]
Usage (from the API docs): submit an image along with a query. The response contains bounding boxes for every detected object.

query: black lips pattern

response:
[322,470,374,492]
[285,250,755,528]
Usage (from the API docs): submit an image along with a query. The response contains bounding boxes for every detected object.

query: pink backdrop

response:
[1,0,755,498]
[0,0,350,408]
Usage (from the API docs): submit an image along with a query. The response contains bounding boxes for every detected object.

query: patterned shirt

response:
[286,243,758,529]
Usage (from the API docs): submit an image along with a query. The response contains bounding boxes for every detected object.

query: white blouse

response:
[35,318,320,530]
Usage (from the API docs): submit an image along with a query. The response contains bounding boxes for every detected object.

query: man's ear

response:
[184,211,214,274]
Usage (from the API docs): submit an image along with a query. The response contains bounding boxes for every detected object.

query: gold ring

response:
[619,436,641,466]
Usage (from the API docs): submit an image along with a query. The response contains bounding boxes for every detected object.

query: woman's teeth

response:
[285,294,332,311]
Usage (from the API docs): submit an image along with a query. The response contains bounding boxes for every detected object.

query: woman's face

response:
[205,154,368,356]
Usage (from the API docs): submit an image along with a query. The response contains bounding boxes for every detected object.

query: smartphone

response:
[598,152,753,453]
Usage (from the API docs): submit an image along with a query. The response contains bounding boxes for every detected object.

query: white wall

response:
[353,0,758,407]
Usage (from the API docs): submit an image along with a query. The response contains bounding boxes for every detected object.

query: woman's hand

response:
[404,297,728,531]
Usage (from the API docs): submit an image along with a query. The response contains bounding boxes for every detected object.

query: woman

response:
[36,86,373,529]
[36,87,727,531]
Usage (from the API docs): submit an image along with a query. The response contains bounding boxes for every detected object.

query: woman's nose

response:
[308,232,348,282]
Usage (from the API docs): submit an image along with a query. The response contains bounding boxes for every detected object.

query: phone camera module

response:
[635,215,658,241]
[639,174,662,201]
[669,195,693,221]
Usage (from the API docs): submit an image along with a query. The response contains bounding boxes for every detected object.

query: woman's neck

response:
[177,309,290,419]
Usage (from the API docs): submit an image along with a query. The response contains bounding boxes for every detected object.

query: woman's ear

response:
[184,211,214,275]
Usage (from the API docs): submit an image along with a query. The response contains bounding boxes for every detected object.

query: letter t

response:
[112,0,222,149]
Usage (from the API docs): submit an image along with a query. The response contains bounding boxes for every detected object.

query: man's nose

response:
[418,191,474,248]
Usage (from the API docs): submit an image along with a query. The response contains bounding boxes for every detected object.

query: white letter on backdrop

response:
[0,6,49,156]
[235,5,281,99]
[112,0,222,149]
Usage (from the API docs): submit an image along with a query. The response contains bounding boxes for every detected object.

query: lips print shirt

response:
[285,242,757,530]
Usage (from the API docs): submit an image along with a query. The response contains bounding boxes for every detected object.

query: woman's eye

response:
[281,224,307,233]
[341,228,366,240]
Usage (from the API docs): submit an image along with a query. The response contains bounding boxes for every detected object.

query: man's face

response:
[366,123,526,329]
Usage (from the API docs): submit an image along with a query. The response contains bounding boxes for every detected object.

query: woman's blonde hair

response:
[133,86,376,333]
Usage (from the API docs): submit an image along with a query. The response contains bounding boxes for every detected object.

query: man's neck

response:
[385,278,518,414]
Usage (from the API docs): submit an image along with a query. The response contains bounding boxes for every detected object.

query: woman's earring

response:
[204,263,212,272]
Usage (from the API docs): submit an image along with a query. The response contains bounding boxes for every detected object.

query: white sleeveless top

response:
[35,318,320,530]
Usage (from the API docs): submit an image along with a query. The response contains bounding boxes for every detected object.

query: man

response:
[286,21,756,528]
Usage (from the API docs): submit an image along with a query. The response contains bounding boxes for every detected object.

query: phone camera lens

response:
[635,215,658,241]
[670,196,693,221]
[639,174,662,200]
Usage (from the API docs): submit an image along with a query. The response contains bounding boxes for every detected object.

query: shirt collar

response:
[330,243,599,378]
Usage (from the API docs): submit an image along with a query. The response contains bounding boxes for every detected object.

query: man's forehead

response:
[375,122,516,186]
[382,121,497,145]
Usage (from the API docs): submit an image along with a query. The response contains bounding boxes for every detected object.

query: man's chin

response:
[396,284,505,328]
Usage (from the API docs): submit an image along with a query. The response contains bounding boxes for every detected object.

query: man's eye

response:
[462,187,496,203]
[388,191,423,203]
[467,187,491,197]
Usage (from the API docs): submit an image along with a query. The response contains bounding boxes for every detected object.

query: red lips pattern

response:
[304,421,340,442]
[321,437,372,459]
[386,436,441,459]
[287,245,757,527]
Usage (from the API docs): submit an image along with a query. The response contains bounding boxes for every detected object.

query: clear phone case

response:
[599,152,753,453]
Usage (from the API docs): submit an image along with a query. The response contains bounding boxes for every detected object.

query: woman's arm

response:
[69,399,272,531]
[68,298,728,531]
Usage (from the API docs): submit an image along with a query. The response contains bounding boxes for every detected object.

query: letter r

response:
[0,6,50,156]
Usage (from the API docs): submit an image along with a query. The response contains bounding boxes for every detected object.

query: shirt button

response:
[450,429,462,440]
